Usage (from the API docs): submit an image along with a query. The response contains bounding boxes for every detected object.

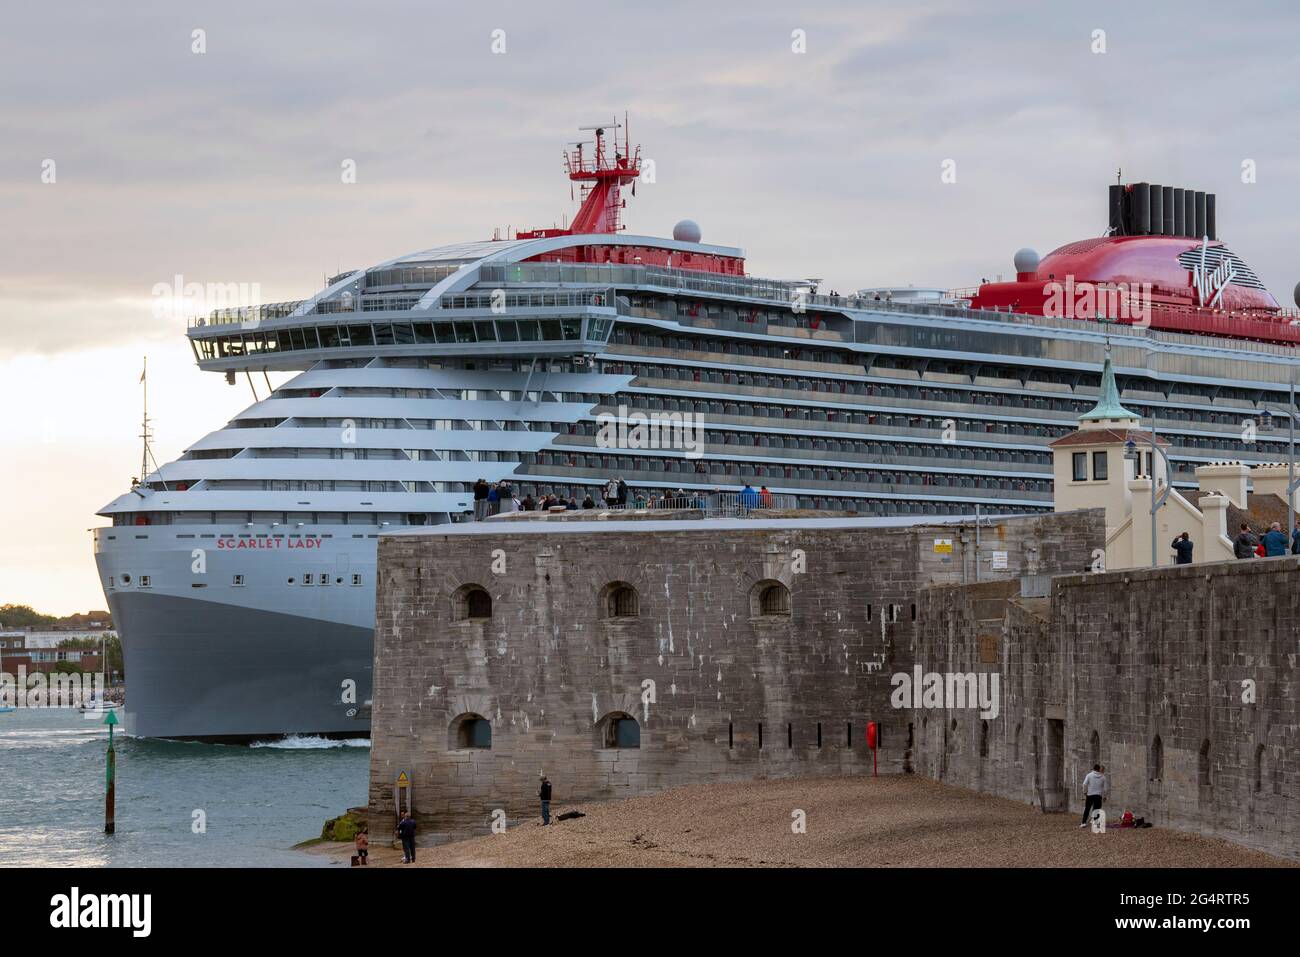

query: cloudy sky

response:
[3,0,1300,615]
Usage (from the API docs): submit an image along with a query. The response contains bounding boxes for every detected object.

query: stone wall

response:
[913,557,1300,859]
[367,510,1102,841]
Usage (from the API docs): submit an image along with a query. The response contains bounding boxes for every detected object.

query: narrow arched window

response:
[752,581,791,617]
[601,582,639,619]
[466,589,492,619]
[453,583,492,620]
[597,711,640,749]
[449,713,492,750]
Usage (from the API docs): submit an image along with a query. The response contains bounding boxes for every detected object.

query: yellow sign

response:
[396,770,409,788]
[933,538,953,554]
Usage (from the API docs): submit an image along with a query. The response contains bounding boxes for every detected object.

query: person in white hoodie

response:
[1080,764,1108,828]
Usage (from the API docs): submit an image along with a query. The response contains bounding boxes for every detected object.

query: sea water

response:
[0,707,369,867]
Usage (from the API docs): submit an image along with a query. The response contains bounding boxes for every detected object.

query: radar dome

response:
[1293,281,1300,310]
[1013,248,1040,275]
[672,219,702,243]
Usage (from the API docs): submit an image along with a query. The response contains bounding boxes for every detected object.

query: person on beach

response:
[355,827,368,866]
[396,812,416,863]
[538,775,552,826]
[1079,764,1108,829]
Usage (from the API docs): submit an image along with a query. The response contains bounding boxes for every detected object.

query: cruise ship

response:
[94,121,1300,740]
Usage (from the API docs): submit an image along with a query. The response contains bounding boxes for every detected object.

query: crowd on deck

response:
[471,477,776,519]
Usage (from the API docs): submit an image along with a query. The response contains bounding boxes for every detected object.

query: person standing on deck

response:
[1263,522,1289,557]
[1233,523,1258,559]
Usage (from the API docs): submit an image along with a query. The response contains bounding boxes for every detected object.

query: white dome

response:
[1013,247,1040,274]
[672,219,702,243]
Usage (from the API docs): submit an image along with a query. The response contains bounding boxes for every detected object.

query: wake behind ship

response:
[95,123,1300,740]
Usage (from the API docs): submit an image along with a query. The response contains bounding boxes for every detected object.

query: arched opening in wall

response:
[979,720,989,758]
[597,711,640,749]
[1089,730,1100,768]
[448,713,492,750]
[1198,739,1211,787]
[1254,744,1265,794]
[751,580,791,618]
[1149,735,1163,781]
[453,584,493,620]
[600,581,640,619]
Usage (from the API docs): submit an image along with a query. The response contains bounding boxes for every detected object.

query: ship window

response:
[302,573,314,585]
[319,573,330,586]
[108,577,116,588]
[232,574,245,587]
[139,576,152,588]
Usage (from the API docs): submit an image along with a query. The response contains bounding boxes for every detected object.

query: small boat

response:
[79,700,122,715]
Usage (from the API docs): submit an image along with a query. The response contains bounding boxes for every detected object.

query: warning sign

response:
[933,538,953,555]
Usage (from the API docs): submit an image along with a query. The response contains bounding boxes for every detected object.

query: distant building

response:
[1051,353,1294,570]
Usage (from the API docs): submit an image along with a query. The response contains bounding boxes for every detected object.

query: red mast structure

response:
[516,114,641,239]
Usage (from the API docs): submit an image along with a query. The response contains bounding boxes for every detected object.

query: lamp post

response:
[1124,423,1171,568]
[1258,379,1299,539]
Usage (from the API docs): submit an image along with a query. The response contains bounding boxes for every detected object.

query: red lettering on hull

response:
[215,538,323,550]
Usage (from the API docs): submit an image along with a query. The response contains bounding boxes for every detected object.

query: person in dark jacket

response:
[616,478,629,507]
[1171,532,1194,564]
[1263,522,1289,557]
[582,494,595,509]
[473,478,489,521]
[1233,523,1258,559]
[538,775,553,825]
[1292,520,1300,555]
[396,812,417,863]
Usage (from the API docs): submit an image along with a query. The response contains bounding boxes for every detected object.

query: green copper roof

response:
[1079,355,1140,421]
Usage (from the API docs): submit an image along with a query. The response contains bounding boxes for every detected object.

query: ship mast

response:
[514,113,642,239]
[139,357,152,484]
[137,357,167,490]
